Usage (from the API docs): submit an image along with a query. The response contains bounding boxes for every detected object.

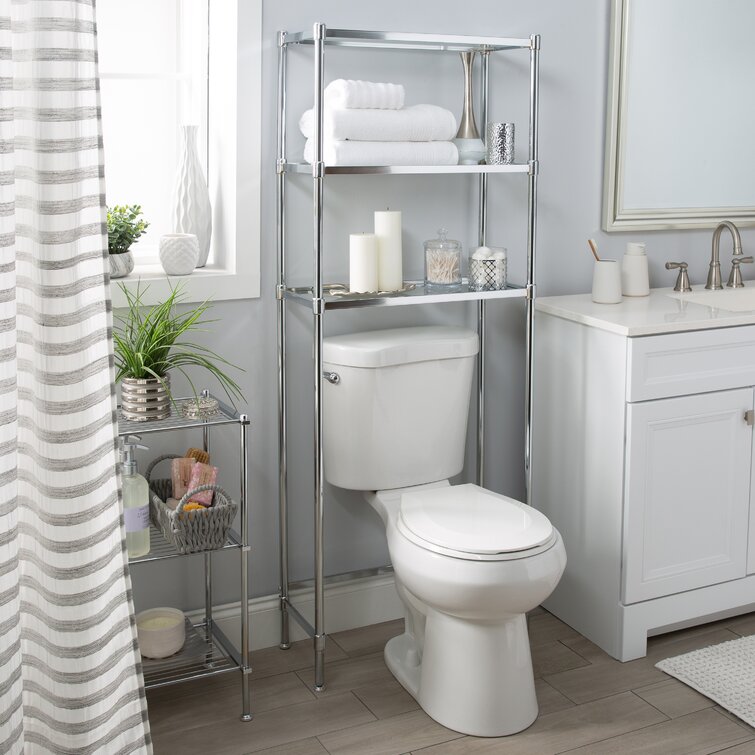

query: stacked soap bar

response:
[300,79,459,166]
[167,447,218,510]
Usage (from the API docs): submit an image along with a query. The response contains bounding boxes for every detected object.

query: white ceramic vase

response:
[171,125,212,267]
[109,251,134,279]
[159,233,199,275]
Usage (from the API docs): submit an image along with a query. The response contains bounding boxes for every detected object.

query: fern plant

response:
[107,204,149,255]
[113,283,244,404]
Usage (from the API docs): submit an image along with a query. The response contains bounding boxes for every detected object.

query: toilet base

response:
[385,611,539,737]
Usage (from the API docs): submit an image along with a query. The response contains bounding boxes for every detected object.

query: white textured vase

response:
[159,233,199,275]
[109,251,134,278]
[171,125,212,267]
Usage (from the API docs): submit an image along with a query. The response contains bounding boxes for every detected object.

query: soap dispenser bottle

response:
[121,435,150,558]
[621,241,650,296]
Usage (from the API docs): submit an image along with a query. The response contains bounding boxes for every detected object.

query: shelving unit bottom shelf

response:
[141,618,241,690]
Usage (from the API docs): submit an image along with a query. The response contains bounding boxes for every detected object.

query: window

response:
[98,0,209,264]
[98,0,262,304]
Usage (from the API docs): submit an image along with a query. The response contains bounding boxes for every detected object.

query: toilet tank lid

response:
[323,326,479,368]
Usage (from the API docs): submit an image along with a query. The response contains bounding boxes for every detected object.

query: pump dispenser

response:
[121,435,150,558]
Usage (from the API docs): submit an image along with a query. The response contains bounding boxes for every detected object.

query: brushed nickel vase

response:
[120,374,171,421]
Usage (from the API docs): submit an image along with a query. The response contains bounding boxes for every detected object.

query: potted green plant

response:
[114,283,243,421]
[107,204,149,279]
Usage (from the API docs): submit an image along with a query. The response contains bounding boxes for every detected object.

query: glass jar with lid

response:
[424,228,462,291]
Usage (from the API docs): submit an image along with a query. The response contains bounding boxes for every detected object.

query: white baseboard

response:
[187,572,403,651]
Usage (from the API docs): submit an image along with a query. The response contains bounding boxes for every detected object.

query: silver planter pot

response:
[120,375,171,421]
[109,251,135,279]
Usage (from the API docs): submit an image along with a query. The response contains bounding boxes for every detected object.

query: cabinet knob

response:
[745,409,754,426]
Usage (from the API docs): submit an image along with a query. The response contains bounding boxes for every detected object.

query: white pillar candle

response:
[374,210,403,291]
[349,233,378,293]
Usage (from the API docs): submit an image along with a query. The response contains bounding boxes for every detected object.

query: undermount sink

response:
[667,287,755,312]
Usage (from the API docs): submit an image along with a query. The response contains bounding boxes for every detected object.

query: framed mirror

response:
[603,0,755,231]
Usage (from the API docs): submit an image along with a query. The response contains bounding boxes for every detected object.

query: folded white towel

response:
[324,79,405,110]
[303,139,459,167]
[299,104,457,143]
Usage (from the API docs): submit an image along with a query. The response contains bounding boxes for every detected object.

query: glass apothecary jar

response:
[424,228,462,291]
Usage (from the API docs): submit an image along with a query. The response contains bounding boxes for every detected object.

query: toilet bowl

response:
[367,482,565,736]
[323,326,566,737]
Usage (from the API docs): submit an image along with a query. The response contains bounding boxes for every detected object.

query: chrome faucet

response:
[706,220,743,290]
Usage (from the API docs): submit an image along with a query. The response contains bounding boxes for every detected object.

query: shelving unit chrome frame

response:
[119,392,252,721]
[276,24,540,691]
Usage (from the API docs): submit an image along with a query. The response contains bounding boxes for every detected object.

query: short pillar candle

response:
[374,210,403,291]
[349,233,379,293]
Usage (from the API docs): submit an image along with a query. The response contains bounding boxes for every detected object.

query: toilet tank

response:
[323,326,479,491]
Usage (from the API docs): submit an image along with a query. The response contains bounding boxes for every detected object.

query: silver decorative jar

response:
[120,374,171,422]
[109,251,134,279]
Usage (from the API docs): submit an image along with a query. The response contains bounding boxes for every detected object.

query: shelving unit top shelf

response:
[282,162,531,176]
[282,28,534,52]
[117,394,248,437]
[284,281,527,310]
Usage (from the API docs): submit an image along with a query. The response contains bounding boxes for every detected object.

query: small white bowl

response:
[136,607,186,659]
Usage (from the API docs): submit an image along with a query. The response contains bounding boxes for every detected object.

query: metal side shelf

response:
[128,525,241,564]
[281,162,531,176]
[282,28,533,52]
[140,617,241,690]
[118,391,252,721]
[283,281,527,310]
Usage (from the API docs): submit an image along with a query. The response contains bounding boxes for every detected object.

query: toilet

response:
[323,325,566,737]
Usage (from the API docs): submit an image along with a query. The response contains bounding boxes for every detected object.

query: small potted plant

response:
[108,204,149,279]
[114,283,243,421]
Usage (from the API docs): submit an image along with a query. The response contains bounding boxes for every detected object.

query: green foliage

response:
[113,283,244,405]
[107,204,150,255]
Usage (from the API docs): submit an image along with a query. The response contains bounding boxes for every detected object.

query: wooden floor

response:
[146,609,755,754]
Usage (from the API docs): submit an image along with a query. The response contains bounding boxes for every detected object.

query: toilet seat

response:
[397,483,557,562]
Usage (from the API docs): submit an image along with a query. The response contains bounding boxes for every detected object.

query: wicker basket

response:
[145,455,238,555]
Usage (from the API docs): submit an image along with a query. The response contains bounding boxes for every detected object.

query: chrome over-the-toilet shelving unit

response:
[276,24,540,691]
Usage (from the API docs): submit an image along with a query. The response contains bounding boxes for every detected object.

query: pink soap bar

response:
[187,463,218,507]
[171,458,196,499]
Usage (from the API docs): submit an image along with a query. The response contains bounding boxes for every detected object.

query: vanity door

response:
[623,388,753,604]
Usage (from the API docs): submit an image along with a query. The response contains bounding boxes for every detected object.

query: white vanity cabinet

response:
[532,291,755,661]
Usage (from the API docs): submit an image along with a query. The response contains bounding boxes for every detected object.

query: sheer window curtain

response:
[0,1,151,752]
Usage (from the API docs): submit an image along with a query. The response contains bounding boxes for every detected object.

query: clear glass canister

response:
[424,228,462,291]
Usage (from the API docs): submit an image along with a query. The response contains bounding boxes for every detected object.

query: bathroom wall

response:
[132,0,755,614]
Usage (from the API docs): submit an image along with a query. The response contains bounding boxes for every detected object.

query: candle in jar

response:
[374,210,403,291]
[349,233,378,293]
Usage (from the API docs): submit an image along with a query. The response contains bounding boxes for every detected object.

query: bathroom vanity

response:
[532,288,755,661]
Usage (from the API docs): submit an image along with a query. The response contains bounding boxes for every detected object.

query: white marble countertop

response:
[535,286,755,337]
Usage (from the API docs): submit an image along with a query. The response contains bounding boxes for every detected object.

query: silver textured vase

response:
[454,52,485,165]
[171,125,212,267]
[109,251,134,279]
[121,374,171,422]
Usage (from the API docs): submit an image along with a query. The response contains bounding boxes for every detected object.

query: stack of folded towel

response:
[300,79,459,167]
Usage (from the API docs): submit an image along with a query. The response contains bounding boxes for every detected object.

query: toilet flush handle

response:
[323,371,340,385]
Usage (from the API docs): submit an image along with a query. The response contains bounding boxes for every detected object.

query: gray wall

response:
[133,0,755,613]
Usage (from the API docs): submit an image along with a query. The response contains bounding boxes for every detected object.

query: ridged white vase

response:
[159,233,199,275]
[171,125,212,267]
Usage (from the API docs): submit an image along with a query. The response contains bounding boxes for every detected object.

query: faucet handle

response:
[727,256,754,288]
[665,261,691,292]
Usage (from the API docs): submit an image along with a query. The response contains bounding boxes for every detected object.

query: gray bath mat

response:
[656,634,755,728]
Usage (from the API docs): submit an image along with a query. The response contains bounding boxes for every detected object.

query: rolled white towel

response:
[299,104,457,143]
[324,79,405,110]
[303,139,459,167]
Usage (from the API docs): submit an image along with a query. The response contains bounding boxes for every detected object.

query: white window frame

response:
[111,0,261,306]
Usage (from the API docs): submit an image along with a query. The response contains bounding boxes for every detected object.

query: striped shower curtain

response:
[0,1,151,752]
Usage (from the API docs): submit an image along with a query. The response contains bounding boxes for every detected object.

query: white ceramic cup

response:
[592,259,622,304]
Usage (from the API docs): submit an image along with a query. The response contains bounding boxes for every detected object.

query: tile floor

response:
[146,609,755,754]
